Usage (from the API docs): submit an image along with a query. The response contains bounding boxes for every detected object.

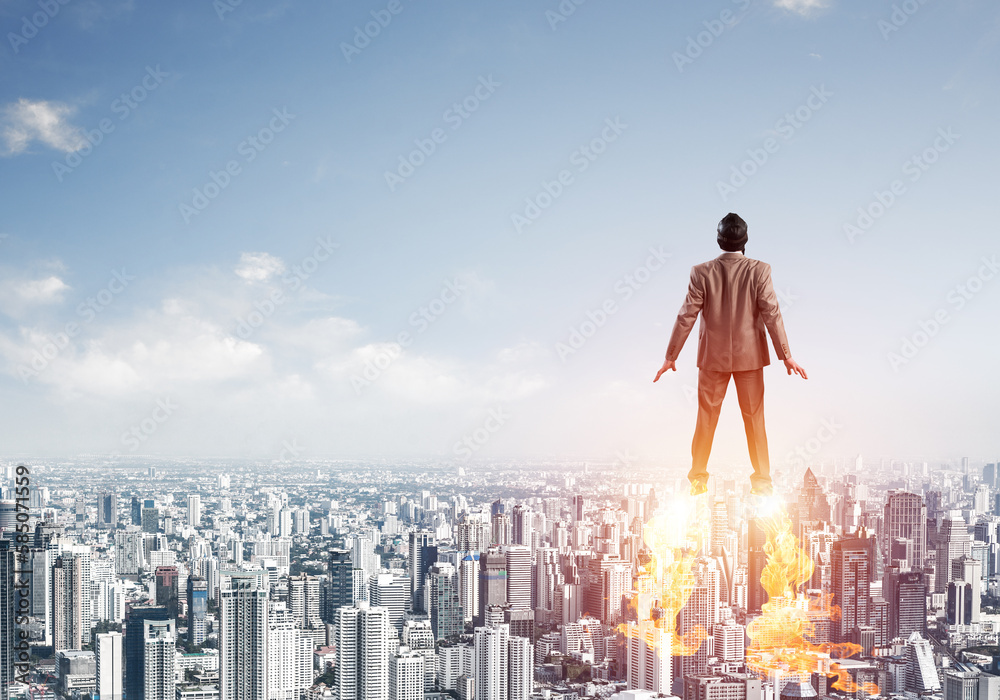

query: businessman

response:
[654,213,807,497]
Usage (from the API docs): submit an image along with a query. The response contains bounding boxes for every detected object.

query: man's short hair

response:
[717,213,748,252]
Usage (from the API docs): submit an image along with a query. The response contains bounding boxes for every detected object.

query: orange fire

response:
[621,494,878,696]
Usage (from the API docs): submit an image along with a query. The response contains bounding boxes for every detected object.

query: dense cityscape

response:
[0,455,997,700]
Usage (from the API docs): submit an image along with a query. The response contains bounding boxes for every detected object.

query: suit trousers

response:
[689,367,771,493]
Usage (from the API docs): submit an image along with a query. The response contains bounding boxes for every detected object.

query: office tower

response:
[477,549,507,626]
[401,620,436,692]
[98,491,117,529]
[602,564,631,626]
[187,576,208,645]
[141,506,159,533]
[747,519,767,614]
[884,492,926,570]
[95,632,123,700]
[947,556,982,626]
[458,554,479,624]
[511,505,531,547]
[714,619,746,661]
[220,571,268,700]
[325,549,356,622]
[505,546,532,610]
[115,528,144,576]
[131,497,142,526]
[884,570,926,640]
[288,573,322,629]
[52,554,83,651]
[334,602,391,700]
[508,634,533,700]
[389,650,424,700]
[187,495,201,527]
[798,468,831,523]
[934,514,972,593]
[350,532,380,580]
[491,513,512,547]
[832,538,871,643]
[624,618,670,695]
[268,605,313,700]
[1,540,13,700]
[678,557,722,678]
[408,531,436,613]
[426,562,463,641]
[154,566,179,619]
[370,573,411,635]
[142,620,175,700]
[124,605,168,700]
[904,632,941,693]
[474,623,509,700]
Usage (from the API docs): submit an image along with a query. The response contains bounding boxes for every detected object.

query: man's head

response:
[717,213,748,253]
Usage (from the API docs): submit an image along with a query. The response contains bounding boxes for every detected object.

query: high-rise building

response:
[714,619,746,662]
[288,574,322,629]
[131,497,142,526]
[474,623,509,700]
[458,553,479,625]
[220,571,268,700]
[95,631,123,700]
[154,566,179,619]
[142,620,175,700]
[186,576,208,645]
[934,514,972,593]
[1,540,14,700]
[504,546,532,611]
[832,538,871,643]
[98,491,117,530]
[884,570,926,640]
[401,620,436,692]
[115,528,144,576]
[52,554,83,651]
[508,634,533,700]
[334,602,391,700]
[389,649,424,700]
[947,556,982,626]
[187,495,201,528]
[408,531,436,613]
[325,549,357,622]
[477,550,507,627]
[624,618,670,695]
[426,562,463,641]
[904,632,941,693]
[747,519,767,615]
[268,605,313,700]
[884,492,926,571]
[124,605,168,700]
[370,573,411,634]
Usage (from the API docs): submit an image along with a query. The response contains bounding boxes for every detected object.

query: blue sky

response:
[0,0,997,470]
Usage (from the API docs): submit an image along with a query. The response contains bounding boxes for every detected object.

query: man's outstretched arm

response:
[756,263,808,379]
[654,267,703,382]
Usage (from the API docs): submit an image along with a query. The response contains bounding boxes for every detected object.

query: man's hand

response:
[653,359,676,382]
[784,357,808,379]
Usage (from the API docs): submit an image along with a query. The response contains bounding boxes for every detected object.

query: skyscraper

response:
[154,566,179,619]
[508,634,533,700]
[426,562,463,641]
[884,492,926,571]
[370,573,411,635]
[52,554,83,651]
[477,549,507,627]
[98,491,117,530]
[142,619,175,700]
[186,576,208,645]
[95,632,123,700]
[885,569,926,640]
[832,538,871,643]
[288,573,322,629]
[747,519,767,615]
[334,602,391,700]
[504,546,532,611]
[389,649,424,700]
[187,495,201,528]
[408,531,436,613]
[325,549,356,622]
[220,571,268,700]
[625,618,670,695]
[474,623,509,700]
[124,605,168,700]
[267,605,313,700]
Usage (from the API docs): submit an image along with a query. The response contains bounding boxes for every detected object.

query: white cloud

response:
[1,99,86,155]
[774,0,829,16]
[14,276,69,303]
[235,252,286,282]
[0,274,70,317]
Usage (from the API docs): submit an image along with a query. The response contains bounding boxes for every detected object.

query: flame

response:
[621,492,879,696]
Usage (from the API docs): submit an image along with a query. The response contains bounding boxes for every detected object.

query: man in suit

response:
[653,213,807,497]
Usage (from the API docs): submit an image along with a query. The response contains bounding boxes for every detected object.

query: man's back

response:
[666,251,790,373]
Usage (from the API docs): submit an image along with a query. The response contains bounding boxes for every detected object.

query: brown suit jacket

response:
[666,252,790,372]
